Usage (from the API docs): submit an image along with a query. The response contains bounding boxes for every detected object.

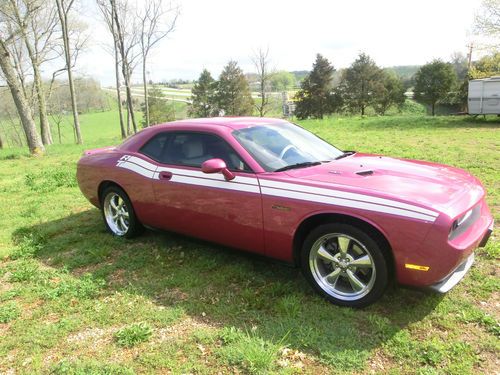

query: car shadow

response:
[12,208,444,366]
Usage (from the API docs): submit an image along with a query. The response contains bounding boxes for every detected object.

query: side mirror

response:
[201,158,235,181]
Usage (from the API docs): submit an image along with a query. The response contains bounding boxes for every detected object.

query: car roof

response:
[117,117,291,152]
[154,116,289,130]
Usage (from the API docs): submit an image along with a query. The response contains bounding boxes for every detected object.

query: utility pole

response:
[467,42,474,71]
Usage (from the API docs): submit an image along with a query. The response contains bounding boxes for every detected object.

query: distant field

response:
[0,114,498,374]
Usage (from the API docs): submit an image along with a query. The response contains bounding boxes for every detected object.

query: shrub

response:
[217,327,285,374]
[0,302,20,323]
[10,232,44,259]
[114,322,153,347]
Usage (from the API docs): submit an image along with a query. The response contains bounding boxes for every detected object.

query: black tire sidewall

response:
[100,186,141,239]
[300,223,388,308]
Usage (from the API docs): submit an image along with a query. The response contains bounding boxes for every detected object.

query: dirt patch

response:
[155,316,218,343]
[365,348,396,374]
[72,263,103,277]
[477,291,500,321]
[108,268,126,286]
[277,347,330,373]
[66,327,115,346]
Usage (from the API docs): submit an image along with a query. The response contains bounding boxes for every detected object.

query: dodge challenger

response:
[77,117,493,307]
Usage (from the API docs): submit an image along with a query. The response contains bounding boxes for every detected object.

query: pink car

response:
[77,117,493,307]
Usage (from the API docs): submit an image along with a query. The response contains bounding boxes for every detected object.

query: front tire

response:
[300,223,388,308]
[101,186,142,238]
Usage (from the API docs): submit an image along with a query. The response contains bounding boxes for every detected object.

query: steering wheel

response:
[279,144,298,159]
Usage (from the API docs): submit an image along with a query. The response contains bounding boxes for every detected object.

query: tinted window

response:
[163,132,250,171]
[139,133,169,161]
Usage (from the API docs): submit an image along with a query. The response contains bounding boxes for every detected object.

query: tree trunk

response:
[361,105,365,116]
[124,66,137,133]
[142,57,150,127]
[110,0,137,134]
[56,0,83,144]
[126,106,131,135]
[0,134,3,149]
[0,40,45,155]
[33,64,53,145]
[57,122,62,144]
[110,11,126,138]
[11,0,53,145]
[259,80,265,117]
[114,40,126,138]
[432,102,435,116]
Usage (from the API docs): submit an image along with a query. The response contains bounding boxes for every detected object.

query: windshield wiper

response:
[334,151,356,160]
[274,161,321,172]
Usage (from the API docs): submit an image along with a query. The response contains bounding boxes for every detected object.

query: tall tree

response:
[270,70,296,91]
[251,47,273,117]
[189,69,217,117]
[373,70,406,115]
[449,52,472,112]
[469,51,500,78]
[96,0,126,138]
[413,60,456,116]
[141,85,175,126]
[216,61,254,116]
[340,53,383,115]
[295,54,338,119]
[3,0,58,145]
[110,0,139,134]
[55,0,82,144]
[0,36,45,154]
[138,0,178,127]
[474,0,500,47]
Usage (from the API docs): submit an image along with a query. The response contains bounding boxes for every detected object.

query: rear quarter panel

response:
[77,151,157,226]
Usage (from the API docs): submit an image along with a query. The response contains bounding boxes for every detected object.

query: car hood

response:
[284,153,484,216]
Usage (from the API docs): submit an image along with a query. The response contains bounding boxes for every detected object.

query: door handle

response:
[159,171,173,181]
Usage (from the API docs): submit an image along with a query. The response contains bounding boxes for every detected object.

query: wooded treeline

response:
[0,0,498,154]
[0,0,178,155]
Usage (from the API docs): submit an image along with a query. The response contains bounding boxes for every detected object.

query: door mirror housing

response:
[201,158,235,181]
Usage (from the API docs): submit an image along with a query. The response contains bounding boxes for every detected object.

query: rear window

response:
[139,133,169,161]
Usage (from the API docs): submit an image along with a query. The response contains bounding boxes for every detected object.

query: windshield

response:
[232,122,343,172]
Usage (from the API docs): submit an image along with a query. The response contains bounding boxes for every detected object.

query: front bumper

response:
[478,221,493,248]
[429,252,475,293]
[429,219,493,293]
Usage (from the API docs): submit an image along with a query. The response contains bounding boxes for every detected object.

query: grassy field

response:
[0,113,498,374]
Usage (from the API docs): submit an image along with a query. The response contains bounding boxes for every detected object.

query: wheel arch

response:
[292,212,395,279]
[97,180,127,207]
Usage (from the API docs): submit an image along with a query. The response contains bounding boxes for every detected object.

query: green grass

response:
[0,112,498,374]
[114,322,153,347]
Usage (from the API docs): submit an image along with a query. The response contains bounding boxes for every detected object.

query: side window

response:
[139,133,169,161]
[163,132,251,172]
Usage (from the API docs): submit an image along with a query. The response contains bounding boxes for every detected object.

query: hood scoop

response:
[355,170,374,176]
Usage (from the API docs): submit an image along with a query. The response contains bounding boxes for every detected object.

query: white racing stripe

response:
[118,160,157,179]
[171,174,260,193]
[116,155,438,222]
[121,155,158,172]
[157,166,259,186]
[261,187,436,222]
[259,179,438,218]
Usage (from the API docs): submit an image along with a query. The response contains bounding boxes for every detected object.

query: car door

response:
[143,131,265,254]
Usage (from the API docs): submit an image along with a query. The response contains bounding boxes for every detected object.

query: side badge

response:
[272,204,291,212]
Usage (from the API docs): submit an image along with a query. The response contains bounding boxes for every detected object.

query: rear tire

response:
[300,223,388,308]
[100,185,143,238]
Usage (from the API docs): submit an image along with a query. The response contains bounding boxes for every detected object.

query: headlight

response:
[449,206,479,240]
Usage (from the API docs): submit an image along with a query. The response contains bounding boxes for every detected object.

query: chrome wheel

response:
[309,233,376,301]
[103,192,130,236]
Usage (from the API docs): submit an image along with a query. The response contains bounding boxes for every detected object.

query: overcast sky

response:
[76,0,483,86]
